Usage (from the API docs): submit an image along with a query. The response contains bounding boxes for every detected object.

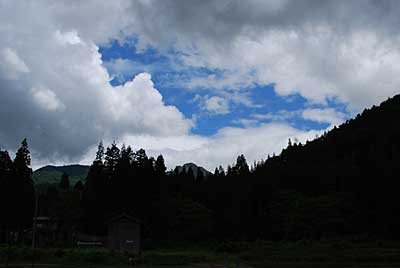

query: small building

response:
[33,216,57,247]
[32,216,76,247]
[106,213,141,255]
[28,213,142,253]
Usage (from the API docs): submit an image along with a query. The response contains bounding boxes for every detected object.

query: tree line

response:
[3,94,400,244]
[0,139,35,241]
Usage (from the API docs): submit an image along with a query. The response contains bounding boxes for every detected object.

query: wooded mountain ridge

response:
[2,94,400,243]
[33,163,211,187]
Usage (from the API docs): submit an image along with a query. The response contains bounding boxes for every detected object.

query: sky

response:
[1,0,400,171]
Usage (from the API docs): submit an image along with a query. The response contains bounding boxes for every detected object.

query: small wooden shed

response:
[106,213,141,255]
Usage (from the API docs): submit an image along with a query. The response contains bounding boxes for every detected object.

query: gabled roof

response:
[106,212,142,225]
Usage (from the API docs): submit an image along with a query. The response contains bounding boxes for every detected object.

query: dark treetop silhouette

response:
[2,94,400,244]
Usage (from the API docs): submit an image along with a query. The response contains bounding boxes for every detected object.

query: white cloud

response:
[73,122,320,172]
[0,2,192,164]
[251,108,346,127]
[252,110,300,121]
[177,29,400,110]
[116,1,400,111]
[2,0,398,170]
[104,72,192,137]
[301,108,345,127]
[203,96,230,114]
[31,86,65,112]
[0,48,29,79]
[55,30,82,46]
[185,72,257,91]
[104,58,137,83]
[122,123,321,171]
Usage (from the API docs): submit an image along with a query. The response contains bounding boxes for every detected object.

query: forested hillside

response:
[33,164,89,187]
[249,94,400,240]
[2,95,400,243]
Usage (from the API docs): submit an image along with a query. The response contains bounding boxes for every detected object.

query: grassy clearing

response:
[217,240,400,268]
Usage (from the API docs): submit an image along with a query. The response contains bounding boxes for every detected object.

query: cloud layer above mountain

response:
[1,0,400,170]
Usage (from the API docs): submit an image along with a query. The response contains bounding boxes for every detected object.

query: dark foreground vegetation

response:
[3,94,400,265]
[33,164,89,190]
[4,241,400,267]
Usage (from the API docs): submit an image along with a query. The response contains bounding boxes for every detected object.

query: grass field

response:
[3,241,400,267]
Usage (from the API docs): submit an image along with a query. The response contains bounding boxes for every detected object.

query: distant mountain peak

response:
[170,162,212,178]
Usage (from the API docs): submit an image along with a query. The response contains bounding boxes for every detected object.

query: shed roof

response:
[33,216,51,221]
[106,212,142,225]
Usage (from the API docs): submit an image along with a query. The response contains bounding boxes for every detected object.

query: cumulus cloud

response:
[0,1,191,164]
[121,0,400,110]
[2,0,399,170]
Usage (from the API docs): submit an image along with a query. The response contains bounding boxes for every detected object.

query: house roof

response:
[33,216,51,221]
[106,212,142,225]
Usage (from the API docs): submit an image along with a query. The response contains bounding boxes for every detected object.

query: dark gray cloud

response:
[127,0,400,46]
[123,0,400,108]
[0,1,192,164]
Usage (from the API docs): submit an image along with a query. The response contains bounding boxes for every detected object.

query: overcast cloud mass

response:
[1,0,400,170]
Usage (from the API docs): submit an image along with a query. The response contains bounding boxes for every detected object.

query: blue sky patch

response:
[99,40,351,136]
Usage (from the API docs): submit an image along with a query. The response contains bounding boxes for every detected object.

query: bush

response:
[60,249,126,264]
[0,246,127,265]
[0,246,50,262]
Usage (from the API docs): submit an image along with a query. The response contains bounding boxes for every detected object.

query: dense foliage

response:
[3,95,400,244]
[0,139,35,236]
